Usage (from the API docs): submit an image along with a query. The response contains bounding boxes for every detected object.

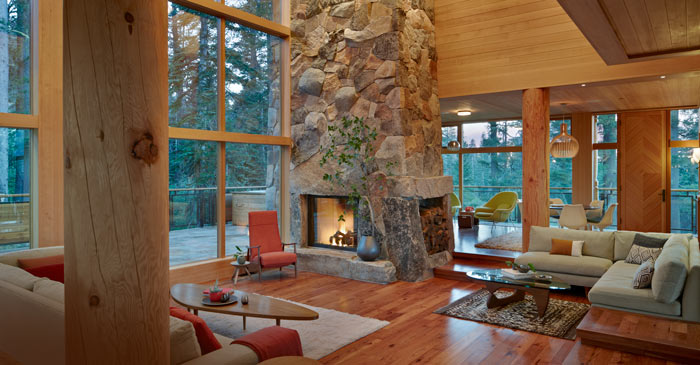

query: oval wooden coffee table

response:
[170,283,319,329]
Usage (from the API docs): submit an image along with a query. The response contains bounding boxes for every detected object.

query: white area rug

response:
[198,297,389,360]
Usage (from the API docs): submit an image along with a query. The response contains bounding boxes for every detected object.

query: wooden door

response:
[618,111,668,232]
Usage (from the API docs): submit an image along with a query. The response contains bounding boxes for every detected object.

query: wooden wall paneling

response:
[64,0,169,363]
[521,88,551,252]
[37,0,63,247]
[617,110,667,232]
[571,113,593,204]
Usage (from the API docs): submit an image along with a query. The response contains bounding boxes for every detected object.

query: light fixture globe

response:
[447,140,461,152]
[550,123,579,158]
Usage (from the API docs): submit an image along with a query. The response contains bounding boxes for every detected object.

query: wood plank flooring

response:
[204,267,678,364]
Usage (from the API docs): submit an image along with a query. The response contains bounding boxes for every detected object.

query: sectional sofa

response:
[515,226,700,322]
[0,246,260,365]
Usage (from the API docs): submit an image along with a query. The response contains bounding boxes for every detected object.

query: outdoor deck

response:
[169,224,250,266]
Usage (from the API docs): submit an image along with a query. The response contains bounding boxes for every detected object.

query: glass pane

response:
[225,143,280,255]
[595,114,617,143]
[0,128,31,253]
[595,149,617,230]
[442,126,457,148]
[169,139,218,266]
[462,120,522,148]
[462,152,522,218]
[224,0,279,23]
[442,153,458,195]
[168,3,219,130]
[0,1,31,114]
[550,119,572,203]
[670,147,698,234]
[670,109,699,141]
[225,22,282,135]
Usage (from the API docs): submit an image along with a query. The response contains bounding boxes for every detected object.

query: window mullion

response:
[216,17,226,258]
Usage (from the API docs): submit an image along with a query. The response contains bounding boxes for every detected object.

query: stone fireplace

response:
[289,0,452,282]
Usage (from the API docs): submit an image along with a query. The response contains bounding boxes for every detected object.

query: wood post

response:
[572,113,593,204]
[522,88,550,252]
[64,0,169,363]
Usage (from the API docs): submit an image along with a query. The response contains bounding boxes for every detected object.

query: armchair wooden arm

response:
[247,245,261,261]
[282,242,297,253]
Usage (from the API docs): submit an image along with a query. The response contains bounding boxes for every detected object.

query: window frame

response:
[167,0,291,266]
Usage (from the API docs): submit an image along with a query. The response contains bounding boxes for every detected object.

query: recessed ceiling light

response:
[457,110,472,116]
[581,83,587,87]
[660,75,666,79]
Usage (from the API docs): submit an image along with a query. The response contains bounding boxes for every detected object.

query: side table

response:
[458,211,477,228]
[230,260,252,285]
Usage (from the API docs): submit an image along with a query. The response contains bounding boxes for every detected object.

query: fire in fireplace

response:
[307,195,358,251]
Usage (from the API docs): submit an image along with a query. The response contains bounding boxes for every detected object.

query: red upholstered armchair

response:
[248,211,297,281]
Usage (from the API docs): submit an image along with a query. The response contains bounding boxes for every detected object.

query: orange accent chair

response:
[248,211,298,281]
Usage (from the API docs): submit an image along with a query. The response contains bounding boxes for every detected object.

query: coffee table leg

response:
[193,309,198,316]
[243,316,246,330]
[276,319,280,326]
[484,283,525,309]
[532,289,550,317]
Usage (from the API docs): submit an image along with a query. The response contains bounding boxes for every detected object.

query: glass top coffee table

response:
[466,269,570,317]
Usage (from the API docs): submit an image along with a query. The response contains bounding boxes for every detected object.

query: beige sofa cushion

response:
[516,251,612,277]
[529,226,614,260]
[170,316,202,365]
[33,279,64,304]
[652,234,689,304]
[589,261,681,316]
[0,263,41,290]
[0,246,64,267]
[613,231,691,262]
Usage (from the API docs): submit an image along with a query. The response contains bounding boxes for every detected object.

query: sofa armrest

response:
[182,344,259,365]
[682,238,700,322]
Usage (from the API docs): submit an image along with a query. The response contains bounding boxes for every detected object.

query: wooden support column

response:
[522,88,550,252]
[64,1,169,363]
[571,112,593,204]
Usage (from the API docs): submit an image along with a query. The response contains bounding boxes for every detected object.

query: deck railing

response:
[168,186,266,230]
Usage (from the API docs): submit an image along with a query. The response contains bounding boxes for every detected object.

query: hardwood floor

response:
[453,221,521,260]
[207,267,677,364]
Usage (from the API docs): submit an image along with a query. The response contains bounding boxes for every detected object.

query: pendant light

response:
[550,118,579,158]
[447,140,461,152]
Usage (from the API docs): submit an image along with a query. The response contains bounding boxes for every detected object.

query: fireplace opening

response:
[307,195,358,251]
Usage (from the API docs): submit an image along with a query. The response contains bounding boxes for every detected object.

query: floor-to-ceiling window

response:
[167,1,290,266]
[669,108,699,234]
[550,118,573,204]
[593,113,618,230]
[0,0,34,254]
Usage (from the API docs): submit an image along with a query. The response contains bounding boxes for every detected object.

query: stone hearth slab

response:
[289,247,397,284]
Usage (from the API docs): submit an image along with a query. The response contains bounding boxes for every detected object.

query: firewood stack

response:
[420,207,451,254]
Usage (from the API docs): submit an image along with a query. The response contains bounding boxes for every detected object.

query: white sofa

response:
[515,226,700,322]
[0,247,259,365]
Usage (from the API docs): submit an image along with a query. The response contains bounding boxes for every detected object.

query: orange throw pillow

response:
[18,254,64,269]
[169,307,222,355]
[550,238,573,255]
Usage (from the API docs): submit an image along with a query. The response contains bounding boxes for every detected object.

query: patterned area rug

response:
[475,231,522,251]
[198,297,389,360]
[434,289,590,339]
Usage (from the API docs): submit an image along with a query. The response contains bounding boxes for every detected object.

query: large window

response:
[669,108,699,234]
[168,1,290,266]
[594,114,618,229]
[550,118,572,203]
[0,128,31,253]
[462,120,522,148]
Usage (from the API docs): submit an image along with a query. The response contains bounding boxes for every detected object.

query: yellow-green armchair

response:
[449,192,461,217]
[474,192,518,227]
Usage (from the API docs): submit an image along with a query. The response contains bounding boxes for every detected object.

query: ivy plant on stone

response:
[319,116,395,232]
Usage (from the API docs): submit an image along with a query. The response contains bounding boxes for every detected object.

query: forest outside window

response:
[0,127,31,254]
[0,0,31,115]
[224,0,281,23]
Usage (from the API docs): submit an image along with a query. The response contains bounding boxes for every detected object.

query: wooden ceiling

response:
[558,0,700,65]
[435,0,700,98]
[440,71,700,123]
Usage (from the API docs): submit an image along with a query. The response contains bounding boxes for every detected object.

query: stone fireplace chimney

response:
[289,0,453,282]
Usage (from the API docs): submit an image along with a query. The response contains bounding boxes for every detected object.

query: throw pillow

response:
[550,238,573,255]
[624,234,667,264]
[632,259,654,289]
[17,254,64,269]
[25,263,64,284]
[169,307,222,355]
[571,240,584,257]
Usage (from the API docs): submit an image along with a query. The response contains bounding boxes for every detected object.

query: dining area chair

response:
[549,198,564,218]
[586,200,604,221]
[558,204,588,230]
[588,203,618,231]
